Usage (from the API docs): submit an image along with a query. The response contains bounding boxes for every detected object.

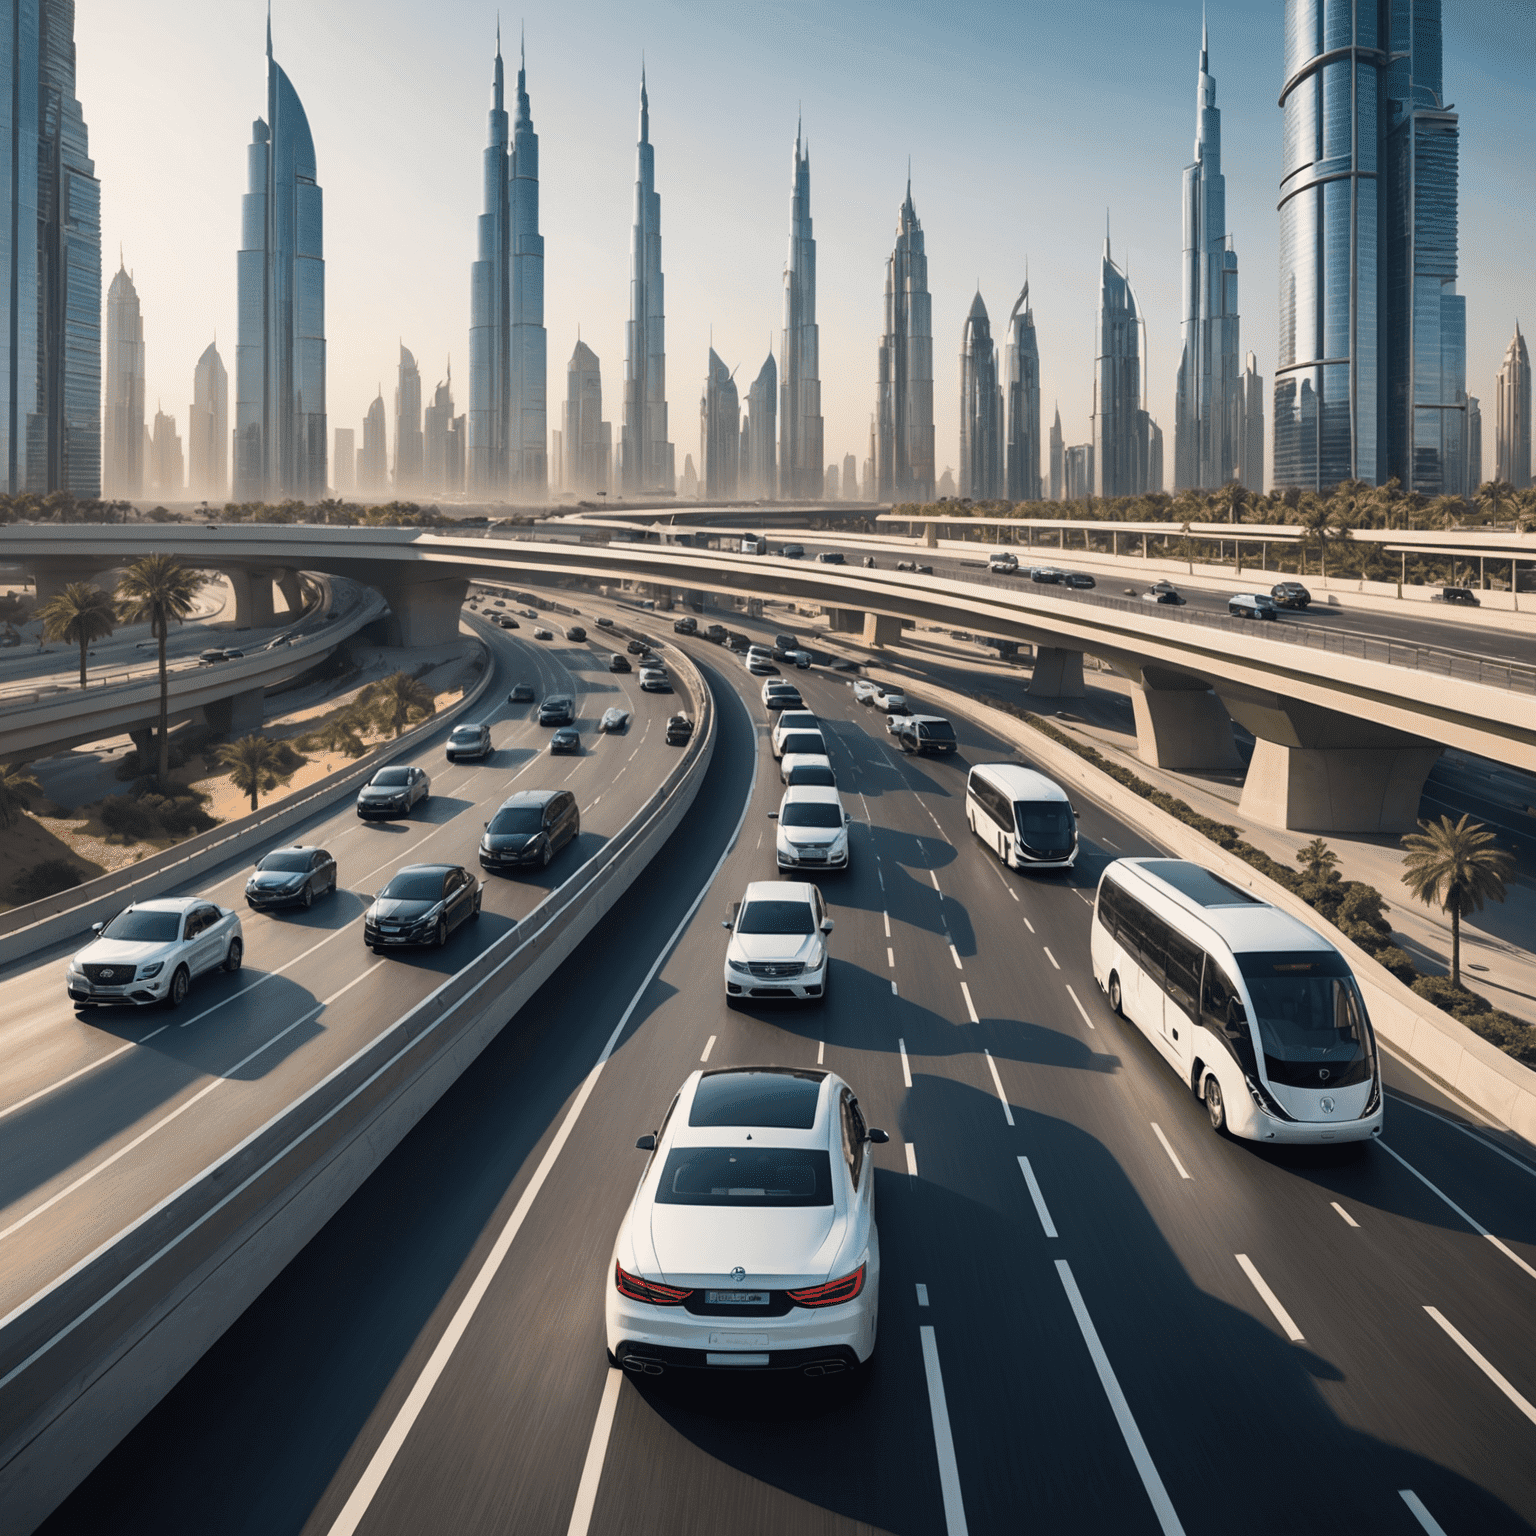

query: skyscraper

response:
[0,0,99,496]
[1238,352,1264,493]
[779,121,822,499]
[104,260,145,499]
[743,352,777,501]
[333,427,354,494]
[424,365,464,493]
[189,339,228,502]
[875,179,934,502]
[842,453,858,500]
[358,393,387,495]
[508,34,545,495]
[622,72,673,494]
[1496,325,1531,488]
[700,349,739,502]
[234,15,326,502]
[150,406,182,496]
[395,345,422,492]
[1004,281,1041,501]
[1094,231,1155,497]
[1049,406,1064,500]
[959,292,1002,500]
[562,340,610,497]
[1466,396,1482,494]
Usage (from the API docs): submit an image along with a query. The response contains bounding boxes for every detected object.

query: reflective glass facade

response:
[621,74,672,494]
[875,183,934,502]
[778,125,821,500]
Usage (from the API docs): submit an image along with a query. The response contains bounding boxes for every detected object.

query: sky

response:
[77,0,1536,496]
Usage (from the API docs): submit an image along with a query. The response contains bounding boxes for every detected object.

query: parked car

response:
[1063,572,1096,589]
[539,695,576,726]
[508,682,536,704]
[664,712,695,745]
[1142,582,1187,606]
[1229,593,1278,621]
[1438,586,1481,606]
[245,846,338,911]
[674,616,698,634]
[550,727,581,754]
[533,627,554,640]
[67,898,242,1009]
[771,785,852,872]
[721,880,834,1006]
[608,653,632,672]
[600,706,631,732]
[364,864,481,951]
[893,715,958,755]
[565,625,587,642]
[356,764,430,819]
[816,550,846,565]
[446,722,493,760]
[480,789,579,871]
[1270,581,1311,609]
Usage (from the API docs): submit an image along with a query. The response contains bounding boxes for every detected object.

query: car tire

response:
[541,842,553,869]
[166,965,191,1009]
[434,919,448,948]
[1204,1074,1227,1133]
[1108,971,1123,1016]
[328,874,338,897]
[301,884,313,910]
[223,938,243,974]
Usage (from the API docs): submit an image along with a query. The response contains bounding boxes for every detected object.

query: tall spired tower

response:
[959,292,1002,499]
[874,177,934,502]
[508,35,546,494]
[1004,279,1041,501]
[1093,229,1152,497]
[622,71,673,494]
[778,121,822,499]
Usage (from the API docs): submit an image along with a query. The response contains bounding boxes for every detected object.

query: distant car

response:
[831,658,862,673]
[245,845,338,911]
[705,624,728,643]
[1030,567,1065,584]
[597,616,615,629]
[364,863,481,952]
[1063,572,1096,590]
[608,653,632,672]
[762,678,802,707]
[988,552,1019,572]
[565,625,587,642]
[725,632,750,653]
[1229,593,1278,621]
[873,687,907,712]
[664,712,694,745]
[600,706,631,732]
[893,715,958,755]
[747,655,779,676]
[550,726,581,754]
[626,638,651,656]
[895,560,916,572]
[1142,583,1186,606]
[539,695,576,726]
[782,544,805,559]
[533,627,554,640]
[497,616,520,630]
[199,647,230,665]
[494,599,507,607]
[673,616,698,634]
[816,550,846,565]
[480,789,580,872]
[521,608,539,620]
[446,722,493,760]
[508,682,536,703]
[1438,586,1481,606]
[1270,581,1311,609]
[784,649,812,668]
[639,668,672,693]
[356,764,430,819]
[853,680,879,705]
[67,897,243,1009]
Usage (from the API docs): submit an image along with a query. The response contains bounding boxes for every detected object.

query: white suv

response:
[772,785,851,872]
[771,710,819,757]
[722,881,833,1006]
[66,897,243,1009]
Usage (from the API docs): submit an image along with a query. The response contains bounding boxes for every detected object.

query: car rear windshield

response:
[780,734,825,755]
[654,1147,832,1206]
[372,768,412,786]
[788,765,836,786]
[781,802,842,828]
[258,851,313,873]
[489,807,544,835]
[101,909,182,942]
[690,1070,824,1128]
[450,726,482,740]
[736,900,815,935]
[778,713,817,730]
[380,871,446,900]
[919,720,956,741]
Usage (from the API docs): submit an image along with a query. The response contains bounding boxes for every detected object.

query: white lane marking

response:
[700,1035,716,1063]
[565,1368,624,1536]
[1398,1491,1448,1536]
[1021,915,1035,934]
[628,747,640,761]
[326,712,759,1536]
[929,870,941,892]
[1379,1142,1536,1282]
[905,1143,918,1178]
[891,980,898,996]
[1424,1307,1536,1427]
[1331,1201,1359,1228]
[1055,1261,1185,1535]
[985,1051,1015,1126]
[887,947,895,968]
[1017,1156,1056,1237]
[876,866,884,890]
[563,762,583,781]
[816,1039,825,1065]
[915,1283,929,1307]
[357,830,439,888]
[0,965,382,1246]
[919,1326,969,1536]
[899,1038,912,1089]
[1390,1094,1536,1181]
[1042,946,1060,970]
[960,982,979,1025]
[1235,1254,1305,1343]
[1075,891,1093,906]
[1150,1123,1191,1181]
[883,910,891,938]
[948,943,964,971]
[1065,984,1096,1031]
[1102,837,1119,849]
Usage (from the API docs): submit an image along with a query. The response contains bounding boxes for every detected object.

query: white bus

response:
[965,764,1078,870]
[1090,858,1383,1144]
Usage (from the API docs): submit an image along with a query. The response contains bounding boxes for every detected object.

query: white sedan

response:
[606,1066,886,1377]
[66,897,243,1009]
[873,687,908,712]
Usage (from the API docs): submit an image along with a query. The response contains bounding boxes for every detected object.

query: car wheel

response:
[166,965,191,1009]
[1108,971,1123,1016]
[328,874,338,897]
[223,938,243,974]
[434,919,448,948]
[1205,1074,1227,1133]
[541,842,553,869]
[301,884,313,910]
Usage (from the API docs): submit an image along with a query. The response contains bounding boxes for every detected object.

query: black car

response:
[1270,581,1311,609]
[539,695,575,726]
[674,616,698,634]
[356,764,431,819]
[626,638,651,656]
[446,722,492,761]
[665,712,694,745]
[816,551,845,565]
[894,715,958,755]
[1063,572,1096,589]
[480,789,580,872]
[705,624,728,642]
[364,864,481,952]
[1030,567,1065,584]
[597,616,615,629]
[550,727,581,755]
[508,682,536,703]
[245,845,337,911]
[608,653,632,672]
[1439,586,1480,606]
[565,625,587,642]
[1142,582,1187,606]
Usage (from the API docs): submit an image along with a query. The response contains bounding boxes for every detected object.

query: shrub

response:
[99,794,162,840]
[98,789,215,841]
[11,859,85,903]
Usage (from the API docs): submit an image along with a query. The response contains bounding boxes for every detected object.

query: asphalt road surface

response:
[39,609,1536,1536]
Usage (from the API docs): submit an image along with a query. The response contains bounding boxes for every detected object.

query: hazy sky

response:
[77,0,1535,495]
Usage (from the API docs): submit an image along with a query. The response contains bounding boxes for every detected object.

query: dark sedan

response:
[1270,581,1311,609]
[626,638,651,656]
[245,846,337,911]
[665,712,694,745]
[445,722,492,761]
[539,695,576,726]
[565,625,587,642]
[364,864,481,952]
[356,765,430,819]
[600,707,631,732]
[608,653,632,672]
[508,682,536,703]
[550,727,581,754]
[1063,572,1096,589]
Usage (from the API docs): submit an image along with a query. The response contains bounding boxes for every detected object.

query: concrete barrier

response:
[0,637,717,1535]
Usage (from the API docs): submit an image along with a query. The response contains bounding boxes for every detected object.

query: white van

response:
[987,551,1019,572]
[965,763,1077,870]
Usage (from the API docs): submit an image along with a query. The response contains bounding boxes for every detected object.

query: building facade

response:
[700,348,739,501]
[779,122,822,499]
[394,345,422,493]
[189,339,228,502]
[742,352,776,501]
[333,427,354,494]
[842,452,858,500]
[1004,281,1041,501]
[1093,233,1156,497]
[104,260,145,499]
[875,180,934,502]
[1238,351,1264,492]
[1048,406,1064,500]
[358,393,387,495]
[424,366,464,493]
[149,405,182,496]
[959,292,1002,500]
[1466,396,1482,493]
[562,340,610,497]
[234,18,326,502]
[1495,324,1531,488]
[1064,443,1094,501]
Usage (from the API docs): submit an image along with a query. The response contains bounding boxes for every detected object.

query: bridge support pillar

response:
[1027,646,1086,698]
[276,568,304,617]
[375,575,468,648]
[1130,667,1240,771]
[203,687,266,740]
[863,613,902,647]
[226,569,276,630]
[823,607,864,634]
[29,560,87,605]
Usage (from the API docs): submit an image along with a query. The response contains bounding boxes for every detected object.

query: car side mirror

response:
[767,810,778,820]
[484,821,490,829]
[90,921,104,935]
[845,812,853,825]
[820,917,835,934]
[721,918,733,930]
[635,1133,656,1151]
[866,1128,890,1145]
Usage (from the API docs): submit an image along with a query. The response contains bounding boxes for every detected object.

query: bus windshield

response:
[1015,802,1073,850]
[1235,951,1374,1088]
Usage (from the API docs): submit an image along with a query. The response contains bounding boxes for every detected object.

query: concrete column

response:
[823,607,865,633]
[29,560,87,605]
[863,612,901,647]
[225,569,277,630]
[1027,646,1087,698]
[275,569,304,617]
[924,523,938,548]
[1130,666,1240,771]
[375,575,469,648]
[203,686,266,739]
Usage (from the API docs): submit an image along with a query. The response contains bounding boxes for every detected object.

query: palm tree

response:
[36,581,117,688]
[115,554,206,787]
[1296,838,1340,883]
[1476,480,1516,526]
[370,671,435,738]
[0,762,40,828]
[1400,815,1515,989]
[216,734,280,813]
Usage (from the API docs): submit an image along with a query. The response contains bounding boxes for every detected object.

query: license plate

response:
[707,1352,769,1366]
[706,1290,769,1305]
[382,935,405,944]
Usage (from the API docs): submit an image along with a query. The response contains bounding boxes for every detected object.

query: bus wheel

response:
[1107,972,1123,1015]
[1204,1075,1227,1132]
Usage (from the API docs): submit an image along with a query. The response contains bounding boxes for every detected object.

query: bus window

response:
[1164,931,1202,1020]
[1201,959,1257,1075]
[1234,952,1374,1089]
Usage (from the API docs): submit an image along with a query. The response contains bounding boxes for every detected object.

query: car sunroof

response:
[689,1069,826,1128]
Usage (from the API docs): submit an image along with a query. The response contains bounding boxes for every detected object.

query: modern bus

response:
[965,764,1078,870]
[1090,858,1383,1144]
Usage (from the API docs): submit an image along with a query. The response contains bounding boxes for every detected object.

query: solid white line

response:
[883,909,891,938]
[700,1035,716,1063]
[1042,946,1060,970]
[1379,1141,1536,1282]
[1398,1490,1448,1536]
[1021,915,1035,934]
[949,943,963,970]
[1017,1157,1056,1236]
[1331,1201,1359,1228]
[1076,891,1093,906]
[1149,1123,1190,1181]
[929,870,941,892]
[1424,1307,1536,1426]
[985,1051,1014,1126]
[887,947,895,968]
[1055,1260,1185,1535]
[1065,984,1096,1031]
[905,1143,918,1178]
[817,1039,825,1065]
[565,1368,624,1536]
[960,982,979,1025]
[899,1038,912,1089]
[919,1326,970,1536]
[1390,1093,1536,1181]
[915,1283,929,1307]
[1235,1254,1304,1343]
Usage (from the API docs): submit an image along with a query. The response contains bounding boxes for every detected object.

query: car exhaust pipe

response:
[802,1361,845,1378]
[621,1357,663,1376]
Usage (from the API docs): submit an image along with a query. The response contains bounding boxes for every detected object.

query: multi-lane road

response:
[35,607,1536,1535]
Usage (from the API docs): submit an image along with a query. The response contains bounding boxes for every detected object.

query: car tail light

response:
[614,1262,693,1306]
[786,1264,866,1308]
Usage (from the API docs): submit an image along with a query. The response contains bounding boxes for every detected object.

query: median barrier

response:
[0,632,716,1534]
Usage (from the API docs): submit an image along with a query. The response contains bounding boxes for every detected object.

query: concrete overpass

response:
[4,522,1534,832]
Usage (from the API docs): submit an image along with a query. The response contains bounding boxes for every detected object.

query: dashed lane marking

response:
[883,910,891,938]
[929,870,941,893]
[1017,1156,1056,1236]
[1042,946,1061,970]
[700,1035,716,1063]
[1398,1491,1448,1536]
[985,1052,1015,1126]
[817,1040,825,1065]
[1065,984,1096,1031]
[887,947,896,968]
[1150,1123,1190,1180]
[1331,1201,1359,1228]
[906,1143,919,1178]
[960,982,979,1025]
[899,1038,912,1089]
[1021,915,1036,934]
[915,1283,930,1307]
[1236,1254,1305,1343]
[919,1326,969,1536]
[949,943,963,970]
[1424,1307,1536,1426]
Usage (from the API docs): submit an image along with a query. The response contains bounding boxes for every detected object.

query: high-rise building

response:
[395,345,422,492]
[562,340,610,497]
[358,393,387,495]
[507,37,545,495]
[1275,0,1467,494]
[149,406,182,496]
[424,365,464,493]
[1238,352,1264,493]
[1049,406,1064,500]
[234,17,326,502]
[743,352,776,500]
[842,453,858,500]
[0,0,100,496]
[1064,443,1094,501]
[875,178,934,502]
[1466,396,1482,494]
[1093,231,1156,497]
[824,464,840,499]
[1495,324,1531,488]
[104,260,145,499]
[1004,281,1041,501]
[333,427,355,495]
[959,292,1003,500]
[779,121,822,499]
[189,340,228,502]
[680,452,697,499]
[700,348,739,501]
[1174,23,1244,492]
[622,72,673,494]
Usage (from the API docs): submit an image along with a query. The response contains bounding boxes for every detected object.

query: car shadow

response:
[414,795,474,825]
[242,891,359,931]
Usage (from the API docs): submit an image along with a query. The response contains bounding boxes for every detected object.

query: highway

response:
[38,607,1536,1535]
